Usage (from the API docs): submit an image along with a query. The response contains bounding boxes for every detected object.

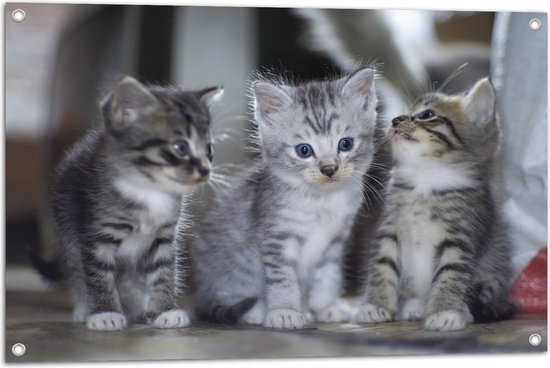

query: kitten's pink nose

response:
[320,165,338,178]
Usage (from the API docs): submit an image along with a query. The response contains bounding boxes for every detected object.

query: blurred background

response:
[4,4,547,312]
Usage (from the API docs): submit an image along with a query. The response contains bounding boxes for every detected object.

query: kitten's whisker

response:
[437,62,469,94]
[349,169,387,208]
[213,162,244,169]
[210,176,232,187]
[346,173,375,212]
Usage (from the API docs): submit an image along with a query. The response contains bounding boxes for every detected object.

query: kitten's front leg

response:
[308,243,352,323]
[262,241,306,329]
[423,238,474,331]
[357,228,400,323]
[141,233,190,329]
[80,240,127,331]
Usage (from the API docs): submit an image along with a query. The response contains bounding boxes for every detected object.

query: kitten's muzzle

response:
[196,166,210,178]
[392,115,412,127]
[188,156,210,180]
[320,165,339,178]
[389,115,416,139]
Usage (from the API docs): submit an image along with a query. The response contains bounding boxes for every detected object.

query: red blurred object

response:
[509,248,547,314]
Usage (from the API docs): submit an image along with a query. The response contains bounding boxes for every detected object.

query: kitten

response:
[357,78,515,331]
[31,76,222,330]
[191,68,378,329]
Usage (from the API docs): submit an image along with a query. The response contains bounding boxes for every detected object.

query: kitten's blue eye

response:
[417,110,436,120]
[171,140,189,156]
[295,143,314,158]
[338,137,354,152]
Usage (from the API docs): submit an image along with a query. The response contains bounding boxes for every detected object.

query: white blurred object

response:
[294,9,491,124]
[491,12,547,276]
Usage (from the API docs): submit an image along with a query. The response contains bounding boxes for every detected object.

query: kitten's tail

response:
[27,248,65,283]
[468,294,516,323]
[196,298,257,324]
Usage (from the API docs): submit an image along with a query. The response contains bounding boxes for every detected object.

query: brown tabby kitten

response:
[357,78,515,331]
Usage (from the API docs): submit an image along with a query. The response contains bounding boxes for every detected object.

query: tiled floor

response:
[5,289,547,363]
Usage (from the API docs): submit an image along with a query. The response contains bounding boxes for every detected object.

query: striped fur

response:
[358,78,515,331]
[192,68,378,329]
[31,76,222,330]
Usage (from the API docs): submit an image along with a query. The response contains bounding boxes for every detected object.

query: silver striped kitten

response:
[191,68,378,329]
[357,78,515,331]
[31,76,222,330]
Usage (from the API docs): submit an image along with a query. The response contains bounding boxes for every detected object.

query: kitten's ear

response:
[464,78,495,126]
[342,67,377,113]
[104,76,158,127]
[253,81,291,122]
[342,68,375,96]
[199,86,224,107]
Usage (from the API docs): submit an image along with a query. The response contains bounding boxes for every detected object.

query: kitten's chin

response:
[154,179,205,195]
[311,176,350,192]
[173,183,201,194]
[316,181,341,191]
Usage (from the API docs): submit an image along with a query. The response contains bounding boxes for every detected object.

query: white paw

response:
[153,309,190,329]
[398,298,425,321]
[86,312,127,331]
[264,309,307,329]
[316,300,356,323]
[424,310,470,331]
[240,302,265,325]
[356,304,392,323]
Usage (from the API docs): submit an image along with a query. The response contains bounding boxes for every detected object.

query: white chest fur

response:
[113,177,179,261]
[397,203,443,299]
[391,160,477,298]
[282,188,359,285]
[394,161,476,195]
[114,177,178,223]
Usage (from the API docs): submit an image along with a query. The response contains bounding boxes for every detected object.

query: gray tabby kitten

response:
[32,76,222,330]
[357,78,515,331]
[192,68,378,329]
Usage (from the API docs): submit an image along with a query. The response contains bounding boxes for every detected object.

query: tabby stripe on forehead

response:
[325,112,339,133]
[129,138,168,151]
[422,126,456,150]
[304,116,320,135]
[438,116,465,144]
[311,94,327,133]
